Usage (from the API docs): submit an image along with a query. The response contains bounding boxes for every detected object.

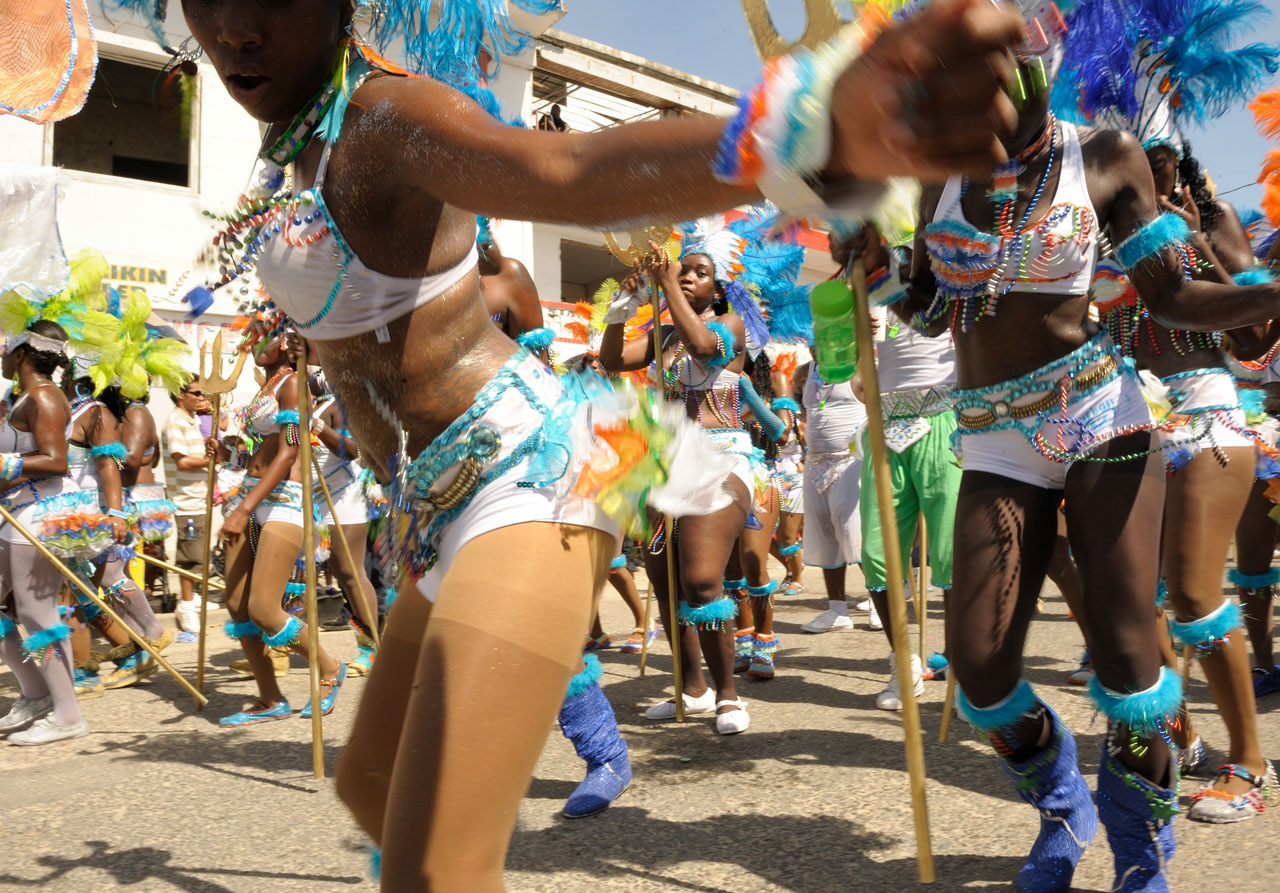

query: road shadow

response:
[508,808,1029,892]
[0,840,362,891]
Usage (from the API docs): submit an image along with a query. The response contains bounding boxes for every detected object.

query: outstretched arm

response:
[350,0,1020,227]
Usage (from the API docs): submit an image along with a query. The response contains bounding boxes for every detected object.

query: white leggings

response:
[0,539,82,724]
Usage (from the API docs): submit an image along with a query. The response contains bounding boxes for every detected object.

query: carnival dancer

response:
[796,354,869,634]
[478,216,546,346]
[309,370,379,676]
[0,320,86,744]
[599,215,768,734]
[888,0,1280,884]
[1055,0,1280,825]
[733,351,794,680]
[109,0,1026,883]
[764,297,814,596]
[216,311,346,727]
[833,222,960,711]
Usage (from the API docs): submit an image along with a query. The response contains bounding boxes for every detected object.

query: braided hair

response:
[744,353,779,460]
[1177,142,1221,234]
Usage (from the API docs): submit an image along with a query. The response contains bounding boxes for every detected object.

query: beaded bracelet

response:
[0,454,23,481]
[867,247,911,307]
[1116,213,1194,272]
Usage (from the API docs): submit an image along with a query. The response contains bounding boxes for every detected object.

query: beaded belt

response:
[957,356,1117,430]
[882,385,953,422]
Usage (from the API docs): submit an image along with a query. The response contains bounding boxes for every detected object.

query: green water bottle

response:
[810,280,859,384]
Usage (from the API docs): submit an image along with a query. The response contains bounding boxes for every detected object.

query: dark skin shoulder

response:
[121,404,159,486]
[4,382,70,492]
[481,256,543,339]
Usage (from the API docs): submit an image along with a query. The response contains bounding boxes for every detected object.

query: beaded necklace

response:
[237,366,293,448]
[259,75,341,167]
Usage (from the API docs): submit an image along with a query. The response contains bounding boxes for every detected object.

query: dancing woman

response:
[891,4,1280,887]
[599,231,756,733]
[1054,0,1280,824]
[111,0,1023,885]
[0,321,85,744]
[310,373,379,675]
[217,314,346,726]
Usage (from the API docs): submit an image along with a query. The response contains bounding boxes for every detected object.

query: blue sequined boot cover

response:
[1097,741,1178,892]
[959,682,1096,892]
[559,654,631,819]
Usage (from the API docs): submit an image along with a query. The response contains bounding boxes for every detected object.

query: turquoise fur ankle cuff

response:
[958,679,1037,732]
[1155,579,1168,608]
[1229,567,1280,588]
[1169,601,1242,649]
[678,597,737,631]
[610,555,627,570]
[22,622,71,661]
[778,543,801,556]
[0,613,14,637]
[747,580,778,598]
[1086,666,1182,736]
[264,616,304,647]
[565,653,603,701]
[224,620,261,640]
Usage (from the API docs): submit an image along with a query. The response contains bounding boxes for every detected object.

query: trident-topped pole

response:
[738,3,936,881]
[605,225,683,710]
[195,330,246,702]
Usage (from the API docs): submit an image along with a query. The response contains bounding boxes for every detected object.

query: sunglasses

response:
[184,390,205,397]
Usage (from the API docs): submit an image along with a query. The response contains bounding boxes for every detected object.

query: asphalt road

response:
[2,561,1277,892]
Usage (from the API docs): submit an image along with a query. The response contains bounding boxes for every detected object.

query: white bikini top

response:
[928,122,1099,300]
[0,392,39,454]
[252,118,478,342]
[241,375,291,437]
[67,401,107,487]
[661,331,740,392]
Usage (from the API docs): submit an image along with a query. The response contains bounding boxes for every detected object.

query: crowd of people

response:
[6,0,1280,890]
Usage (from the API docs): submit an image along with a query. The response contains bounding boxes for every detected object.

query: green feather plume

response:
[591,278,619,331]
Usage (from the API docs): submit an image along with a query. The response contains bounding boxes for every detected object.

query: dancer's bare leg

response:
[376,522,612,891]
[1164,447,1266,795]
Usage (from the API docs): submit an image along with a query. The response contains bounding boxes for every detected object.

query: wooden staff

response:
[0,503,208,707]
[135,551,224,591]
[916,512,928,662]
[297,346,325,779]
[310,451,380,650]
[637,572,655,676]
[851,259,935,881]
[195,331,246,701]
[649,272,683,720]
[939,669,957,744]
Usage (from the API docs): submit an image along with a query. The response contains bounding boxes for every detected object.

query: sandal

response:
[220,699,291,727]
[301,662,348,718]
[1187,761,1278,823]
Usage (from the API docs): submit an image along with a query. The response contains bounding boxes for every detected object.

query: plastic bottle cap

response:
[810,279,854,316]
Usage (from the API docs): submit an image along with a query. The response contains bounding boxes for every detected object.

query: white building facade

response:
[1,2,835,420]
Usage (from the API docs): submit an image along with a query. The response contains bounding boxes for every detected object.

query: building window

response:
[52,56,194,187]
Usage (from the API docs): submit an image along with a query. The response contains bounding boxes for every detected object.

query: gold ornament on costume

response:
[740,0,843,58]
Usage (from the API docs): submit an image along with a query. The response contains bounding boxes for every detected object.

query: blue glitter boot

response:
[1002,707,1097,892]
[959,682,1095,892]
[1097,743,1178,892]
[559,654,631,819]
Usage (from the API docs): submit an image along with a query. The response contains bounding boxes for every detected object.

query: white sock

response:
[829,599,850,615]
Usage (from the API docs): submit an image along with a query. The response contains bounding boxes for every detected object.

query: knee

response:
[678,573,723,607]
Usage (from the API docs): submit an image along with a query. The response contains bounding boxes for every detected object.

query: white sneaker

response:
[853,598,871,612]
[8,715,90,745]
[645,688,716,720]
[714,699,750,735]
[867,603,884,631]
[0,695,53,733]
[876,654,923,711]
[175,599,202,633]
[802,609,853,633]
